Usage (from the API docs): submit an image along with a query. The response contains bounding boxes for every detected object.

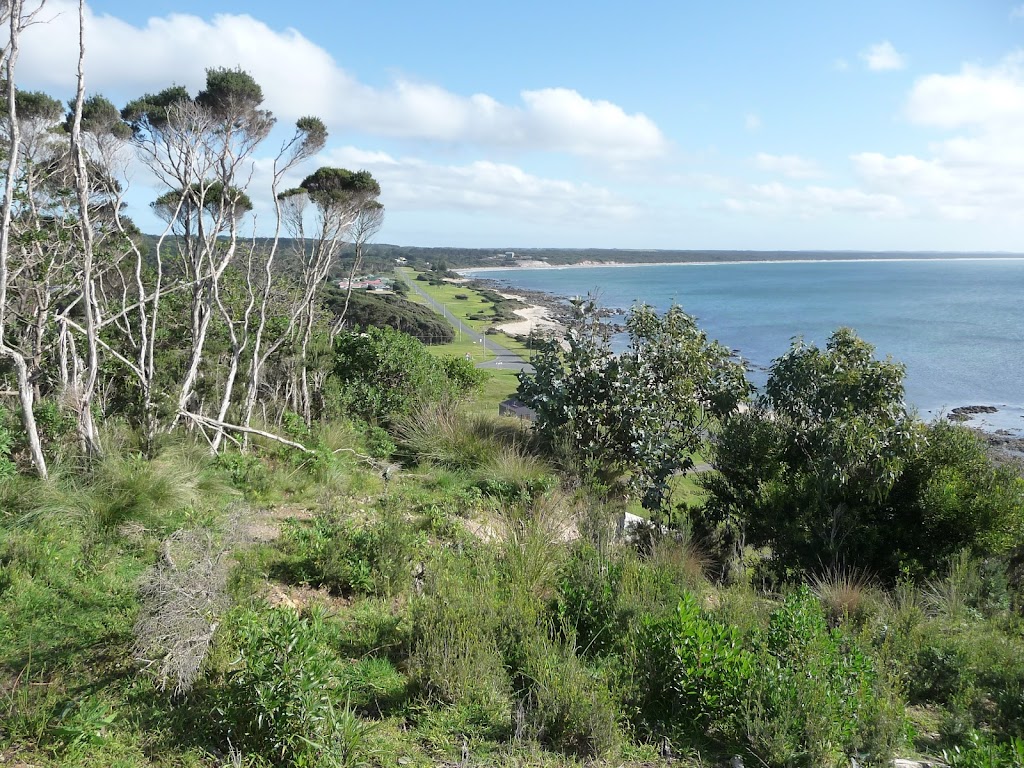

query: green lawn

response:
[468,368,522,416]
[424,335,495,364]
[401,270,501,331]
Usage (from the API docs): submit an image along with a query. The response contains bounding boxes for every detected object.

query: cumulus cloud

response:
[727,52,1024,225]
[318,147,638,223]
[754,153,823,179]
[16,1,668,162]
[860,41,906,72]
[854,51,1024,220]
[905,52,1024,127]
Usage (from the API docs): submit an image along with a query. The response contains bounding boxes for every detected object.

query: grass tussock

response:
[810,564,880,627]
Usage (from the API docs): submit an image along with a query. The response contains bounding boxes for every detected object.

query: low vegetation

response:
[3,298,1023,768]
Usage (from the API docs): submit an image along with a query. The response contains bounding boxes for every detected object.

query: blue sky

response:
[15,1,1024,250]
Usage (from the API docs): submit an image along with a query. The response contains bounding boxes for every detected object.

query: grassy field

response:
[425,334,496,364]
[399,270,499,332]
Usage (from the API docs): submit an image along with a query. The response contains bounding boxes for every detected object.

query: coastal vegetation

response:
[1,8,1023,768]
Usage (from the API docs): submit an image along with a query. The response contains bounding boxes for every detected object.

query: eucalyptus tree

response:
[235,115,325,444]
[519,301,750,510]
[0,0,51,477]
[277,167,381,423]
[122,67,275,430]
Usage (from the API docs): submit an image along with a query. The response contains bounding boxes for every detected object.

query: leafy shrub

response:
[909,637,975,706]
[555,542,628,657]
[360,424,395,459]
[409,554,512,724]
[514,633,620,757]
[888,422,1024,577]
[284,502,418,597]
[744,587,903,767]
[943,733,1024,768]
[215,451,270,496]
[331,327,480,426]
[219,607,374,768]
[628,592,754,740]
[438,354,488,391]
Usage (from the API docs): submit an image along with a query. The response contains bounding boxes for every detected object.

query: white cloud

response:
[834,58,850,72]
[1011,4,1024,19]
[728,51,1024,226]
[754,153,823,179]
[860,41,906,72]
[724,183,906,219]
[852,51,1024,221]
[744,113,762,131]
[905,52,1024,127]
[16,1,668,162]
[319,146,638,223]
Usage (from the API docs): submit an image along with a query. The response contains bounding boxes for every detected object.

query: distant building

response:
[338,275,393,291]
[498,398,536,421]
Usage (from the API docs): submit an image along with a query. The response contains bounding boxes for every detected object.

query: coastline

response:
[465,268,1024,441]
[459,255,1024,275]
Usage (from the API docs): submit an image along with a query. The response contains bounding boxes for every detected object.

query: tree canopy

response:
[518,301,750,509]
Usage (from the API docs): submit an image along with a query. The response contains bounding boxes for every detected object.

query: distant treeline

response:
[142,236,1023,272]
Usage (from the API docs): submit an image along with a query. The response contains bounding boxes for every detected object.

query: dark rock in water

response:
[949,405,999,421]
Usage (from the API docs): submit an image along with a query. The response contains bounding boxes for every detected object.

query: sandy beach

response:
[495,304,564,337]
[492,291,565,337]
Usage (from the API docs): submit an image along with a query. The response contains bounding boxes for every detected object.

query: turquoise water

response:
[466,258,1024,435]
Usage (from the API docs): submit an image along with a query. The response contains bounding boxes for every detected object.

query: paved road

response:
[398,271,533,373]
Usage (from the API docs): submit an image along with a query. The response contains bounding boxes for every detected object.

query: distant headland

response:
[336,241,1024,273]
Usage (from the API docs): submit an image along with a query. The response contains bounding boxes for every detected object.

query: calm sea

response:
[466,258,1024,435]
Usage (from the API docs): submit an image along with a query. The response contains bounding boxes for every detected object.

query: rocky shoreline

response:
[468,277,1024,454]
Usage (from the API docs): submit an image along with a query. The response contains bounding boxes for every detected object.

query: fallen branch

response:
[178,411,314,453]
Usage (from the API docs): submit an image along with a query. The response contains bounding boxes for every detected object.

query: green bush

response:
[409,553,512,726]
[555,542,628,658]
[943,733,1024,768]
[283,502,418,597]
[910,636,976,706]
[514,632,620,758]
[627,592,753,740]
[331,326,479,426]
[219,607,375,768]
[744,587,903,767]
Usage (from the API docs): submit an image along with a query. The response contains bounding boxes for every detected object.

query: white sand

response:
[495,303,563,337]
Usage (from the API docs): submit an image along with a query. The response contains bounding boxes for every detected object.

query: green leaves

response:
[706,328,917,575]
[519,301,750,509]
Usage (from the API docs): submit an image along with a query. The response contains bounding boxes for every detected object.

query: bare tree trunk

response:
[68,0,102,456]
[0,0,48,478]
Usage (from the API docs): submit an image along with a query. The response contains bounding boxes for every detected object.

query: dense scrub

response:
[321,286,457,345]
[3,398,1023,767]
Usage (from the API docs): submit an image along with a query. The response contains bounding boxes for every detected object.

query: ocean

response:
[465,257,1024,435]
